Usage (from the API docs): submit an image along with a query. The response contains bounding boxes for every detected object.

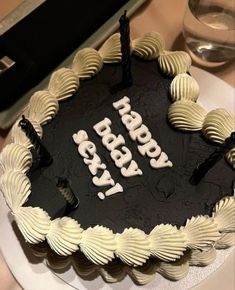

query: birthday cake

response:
[0,30,235,284]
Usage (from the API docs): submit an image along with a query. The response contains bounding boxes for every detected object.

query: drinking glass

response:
[183,0,235,67]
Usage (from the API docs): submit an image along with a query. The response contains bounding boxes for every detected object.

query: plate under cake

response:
[0,32,234,284]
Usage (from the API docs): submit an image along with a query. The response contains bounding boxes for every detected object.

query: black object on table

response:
[0,0,129,111]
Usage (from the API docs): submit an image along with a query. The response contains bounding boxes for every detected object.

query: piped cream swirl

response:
[132,31,165,60]
[115,228,150,266]
[182,216,220,249]
[46,251,72,270]
[213,196,235,232]
[98,33,122,63]
[149,224,186,261]
[188,247,216,266]
[170,73,200,102]
[226,148,235,168]
[99,260,126,283]
[202,108,235,144]
[72,48,103,79]
[215,232,235,249]
[168,100,207,131]
[0,143,32,173]
[0,171,31,212]
[46,217,83,256]
[48,68,80,100]
[80,225,115,265]
[14,206,51,243]
[72,251,97,276]
[157,257,189,281]
[158,50,191,76]
[129,260,156,285]
[29,242,48,258]
[27,90,59,125]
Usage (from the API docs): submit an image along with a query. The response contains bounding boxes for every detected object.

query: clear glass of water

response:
[183,0,235,67]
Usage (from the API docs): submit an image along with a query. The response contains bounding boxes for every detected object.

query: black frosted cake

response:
[26,57,233,232]
[0,32,234,284]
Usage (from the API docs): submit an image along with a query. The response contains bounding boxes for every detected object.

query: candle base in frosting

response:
[190,132,235,185]
[119,10,133,87]
[19,115,53,167]
[56,177,79,209]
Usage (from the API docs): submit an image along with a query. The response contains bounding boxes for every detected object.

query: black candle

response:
[190,132,235,185]
[19,115,52,166]
[56,177,79,209]
[119,10,132,86]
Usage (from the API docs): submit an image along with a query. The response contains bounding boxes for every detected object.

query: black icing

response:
[26,57,234,234]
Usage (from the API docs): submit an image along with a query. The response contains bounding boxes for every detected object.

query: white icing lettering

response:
[138,138,161,158]
[113,96,131,116]
[102,133,125,151]
[93,117,112,137]
[105,183,123,197]
[92,170,115,187]
[97,192,105,200]
[84,153,106,175]
[121,111,142,131]
[94,119,142,178]
[129,124,152,144]
[113,97,173,170]
[150,152,173,169]
[74,95,174,201]
[73,130,121,200]
[97,183,123,200]
[72,130,88,145]
[121,160,143,177]
[78,140,96,158]
[110,146,132,168]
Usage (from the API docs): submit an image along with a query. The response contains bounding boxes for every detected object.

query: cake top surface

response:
[26,56,234,233]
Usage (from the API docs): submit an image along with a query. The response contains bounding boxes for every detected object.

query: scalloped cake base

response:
[0,192,234,290]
